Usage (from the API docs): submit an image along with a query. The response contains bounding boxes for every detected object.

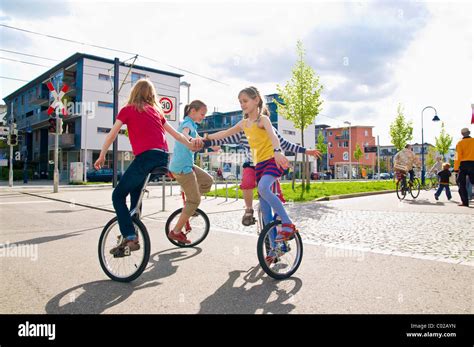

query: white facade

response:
[80,58,181,172]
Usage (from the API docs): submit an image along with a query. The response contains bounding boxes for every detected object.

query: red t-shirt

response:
[117,104,169,156]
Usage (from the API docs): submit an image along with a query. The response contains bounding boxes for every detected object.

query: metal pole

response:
[214,179,217,198]
[349,125,352,181]
[162,175,166,211]
[53,109,59,193]
[377,135,380,179]
[83,111,88,183]
[112,57,119,188]
[8,102,14,187]
[421,113,425,186]
[225,180,228,201]
[169,177,172,196]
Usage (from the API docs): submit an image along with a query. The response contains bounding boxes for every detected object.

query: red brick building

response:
[327,125,376,178]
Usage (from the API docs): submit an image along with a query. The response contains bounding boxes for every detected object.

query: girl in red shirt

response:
[94,79,201,255]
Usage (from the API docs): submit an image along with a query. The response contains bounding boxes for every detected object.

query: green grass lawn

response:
[205,180,396,202]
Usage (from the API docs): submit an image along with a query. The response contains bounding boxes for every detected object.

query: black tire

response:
[410,178,421,199]
[165,208,210,248]
[98,216,150,282]
[396,180,406,200]
[257,220,303,280]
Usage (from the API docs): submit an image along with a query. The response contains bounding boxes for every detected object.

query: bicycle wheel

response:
[165,208,210,247]
[98,216,150,282]
[396,180,407,200]
[257,220,303,280]
[410,178,421,199]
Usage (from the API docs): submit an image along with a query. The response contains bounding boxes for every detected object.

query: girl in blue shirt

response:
[168,100,213,244]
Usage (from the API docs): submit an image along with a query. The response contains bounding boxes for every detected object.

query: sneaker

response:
[434,195,439,201]
[275,223,298,242]
[109,237,140,256]
[168,230,191,244]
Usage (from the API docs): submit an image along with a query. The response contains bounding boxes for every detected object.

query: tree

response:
[435,122,453,161]
[389,104,413,151]
[426,146,438,169]
[353,143,363,178]
[316,131,327,172]
[275,40,324,196]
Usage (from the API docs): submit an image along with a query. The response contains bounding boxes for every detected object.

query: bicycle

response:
[254,179,303,280]
[422,173,439,191]
[98,166,210,282]
[395,170,420,200]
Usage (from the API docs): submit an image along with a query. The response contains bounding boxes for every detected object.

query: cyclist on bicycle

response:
[94,79,201,256]
[394,144,420,183]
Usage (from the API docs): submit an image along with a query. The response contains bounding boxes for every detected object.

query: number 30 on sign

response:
[159,96,176,121]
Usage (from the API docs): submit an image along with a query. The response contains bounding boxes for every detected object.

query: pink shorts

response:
[240,167,257,190]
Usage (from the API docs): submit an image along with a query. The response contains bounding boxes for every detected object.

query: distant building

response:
[326,125,376,178]
[2,53,182,181]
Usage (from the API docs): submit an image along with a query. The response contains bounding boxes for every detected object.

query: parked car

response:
[87,168,122,182]
[378,172,391,179]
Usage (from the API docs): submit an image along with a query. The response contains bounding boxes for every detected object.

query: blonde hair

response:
[127,79,164,115]
[238,86,269,119]
[184,100,207,117]
[442,162,450,170]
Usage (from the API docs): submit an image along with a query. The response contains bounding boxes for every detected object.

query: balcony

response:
[335,134,349,140]
[48,133,75,148]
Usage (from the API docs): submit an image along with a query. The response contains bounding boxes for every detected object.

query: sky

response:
[0,0,472,146]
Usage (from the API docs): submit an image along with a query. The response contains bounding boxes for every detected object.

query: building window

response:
[343,152,349,161]
[282,129,296,136]
[364,130,368,136]
[98,74,111,81]
[365,153,369,159]
[98,101,113,108]
[330,154,334,159]
[328,142,332,148]
[131,72,147,86]
[329,131,333,136]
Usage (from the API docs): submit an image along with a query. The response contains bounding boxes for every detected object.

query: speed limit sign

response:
[159,96,176,120]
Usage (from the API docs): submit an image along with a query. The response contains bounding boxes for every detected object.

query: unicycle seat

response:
[150,166,169,176]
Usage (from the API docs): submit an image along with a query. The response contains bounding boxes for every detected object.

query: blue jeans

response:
[112,150,169,239]
[434,184,451,200]
[258,175,291,227]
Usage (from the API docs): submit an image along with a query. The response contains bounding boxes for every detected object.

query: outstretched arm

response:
[207,121,243,141]
[276,129,321,158]
[204,131,243,147]
[94,120,123,170]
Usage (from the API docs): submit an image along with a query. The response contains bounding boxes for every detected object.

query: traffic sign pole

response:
[9,102,14,187]
[53,109,59,193]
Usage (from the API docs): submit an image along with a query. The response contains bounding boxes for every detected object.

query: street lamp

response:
[421,106,440,185]
[344,121,352,181]
[180,81,191,105]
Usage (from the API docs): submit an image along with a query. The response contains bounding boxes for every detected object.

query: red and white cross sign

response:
[46,81,69,117]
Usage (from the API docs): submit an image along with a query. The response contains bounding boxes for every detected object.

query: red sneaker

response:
[275,223,298,241]
[168,231,191,244]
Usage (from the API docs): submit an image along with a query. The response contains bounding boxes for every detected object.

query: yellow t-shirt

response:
[242,119,274,165]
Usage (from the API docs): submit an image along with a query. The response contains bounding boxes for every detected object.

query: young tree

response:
[275,40,324,195]
[316,130,328,172]
[353,143,363,178]
[389,104,413,151]
[435,122,453,161]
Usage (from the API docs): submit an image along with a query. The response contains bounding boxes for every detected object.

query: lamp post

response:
[421,106,440,185]
[344,121,352,181]
[180,81,191,105]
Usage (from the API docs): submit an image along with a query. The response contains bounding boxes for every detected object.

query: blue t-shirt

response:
[169,117,197,174]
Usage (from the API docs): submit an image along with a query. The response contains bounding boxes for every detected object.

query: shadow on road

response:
[405,198,445,206]
[44,247,202,314]
[199,266,303,314]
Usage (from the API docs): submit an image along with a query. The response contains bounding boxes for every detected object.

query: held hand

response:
[94,155,105,170]
[306,149,322,159]
[274,152,289,170]
[210,146,221,152]
[190,138,203,151]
